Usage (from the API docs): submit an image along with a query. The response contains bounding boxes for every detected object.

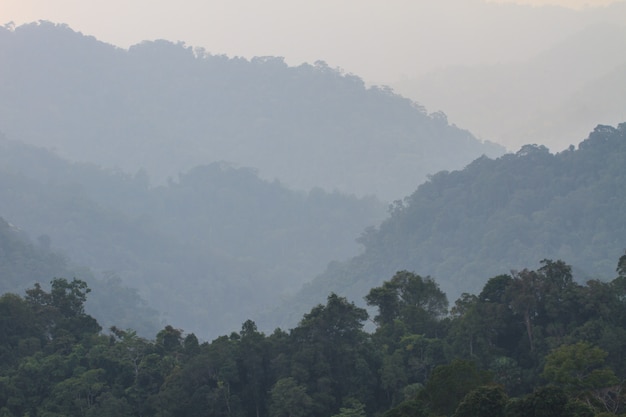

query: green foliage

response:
[294,122,626,314]
[1,257,626,416]
[330,399,366,417]
[382,399,428,417]
[366,271,448,341]
[453,385,508,417]
[420,359,493,416]
[269,377,312,417]
[543,342,618,390]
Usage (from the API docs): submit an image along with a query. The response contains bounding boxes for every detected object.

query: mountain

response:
[0,135,386,338]
[392,21,626,152]
[0,21,503,202]
[271,123,626,328]
[0,215,160,336]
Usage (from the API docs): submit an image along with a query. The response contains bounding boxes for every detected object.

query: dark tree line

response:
[1,254,626,416]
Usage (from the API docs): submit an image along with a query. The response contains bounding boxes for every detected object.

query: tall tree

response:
[366,271,448,340]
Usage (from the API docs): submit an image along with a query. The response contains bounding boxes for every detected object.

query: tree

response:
[617,252,626,278]
[542,342,617,392]
[24,278,100,343]
[0,293,41,367]
[155,325,183,354]
[366,271,448,339]
[382,398,427,417]
[290,294,374,415]
[507,269,540,352]
[531,386,569,417]
[238,320,269,417]
[419,359,492,416]
[330,399,366,417]
[535,259,582,337]
[447,293,490,361]
[48,368,107,415]
[542,342,620,412]
[269,377,312,417]
[453,385,508,417]
[49,278,91,317]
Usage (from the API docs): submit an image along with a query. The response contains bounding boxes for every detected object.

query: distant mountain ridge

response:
[0,135,386,338]
[392,21,626,152]
[269,123,626,329]
[0,21,503,202]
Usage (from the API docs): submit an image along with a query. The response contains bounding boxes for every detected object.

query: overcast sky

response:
[2,0,624,83]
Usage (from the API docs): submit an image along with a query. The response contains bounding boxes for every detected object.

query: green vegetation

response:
[3,121,626,339]
[283,123,626,323]
[1,255,625,416]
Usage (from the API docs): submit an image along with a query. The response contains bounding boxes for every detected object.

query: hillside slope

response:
[0,135,385,338]
[0,21,503,202]
[0,216,160,335]
[271,123,626,328]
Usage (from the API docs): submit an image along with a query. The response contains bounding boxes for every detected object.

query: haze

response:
[2,0,626,150]
[2,0,622,81]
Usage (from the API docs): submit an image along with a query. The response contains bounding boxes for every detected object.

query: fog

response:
[1,0,622,81]
[1,2,626,413]
[3,1,625,151]
[1,0,625,337]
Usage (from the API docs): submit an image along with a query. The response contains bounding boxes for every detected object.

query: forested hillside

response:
[0,135,385,338]
[275,123,626,327]
[1,255,625,416]
[0,217,160,335]
[0,21,503,201]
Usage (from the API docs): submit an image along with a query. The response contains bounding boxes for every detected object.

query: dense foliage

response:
[282,123,626,323]
[1,255,625,416]
[0,21,503,201]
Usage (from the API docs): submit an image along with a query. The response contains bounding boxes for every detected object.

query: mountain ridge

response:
[0,20,503,202]
[267,122,626,329]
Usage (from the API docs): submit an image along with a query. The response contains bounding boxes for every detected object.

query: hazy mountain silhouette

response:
[392,19,626,152]
[0,21,503,202]
[0,135,385,338]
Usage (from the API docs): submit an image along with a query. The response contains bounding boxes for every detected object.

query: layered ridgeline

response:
[0,136,385,338]
[0,21,503,201]
[392,21,626,152]
[273,123,626,328]
[0,217,160,335]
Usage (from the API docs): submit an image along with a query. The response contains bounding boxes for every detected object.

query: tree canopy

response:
[2,255,626,416]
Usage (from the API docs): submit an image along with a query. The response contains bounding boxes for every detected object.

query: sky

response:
[2,0,625,152]
[2,0,624,83]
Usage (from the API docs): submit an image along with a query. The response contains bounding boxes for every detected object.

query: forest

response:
[278,123,626,326]
[0,21,503,201]
[1,254,625,417]
[1,18,626,417]
[2,122,626,339]
[0,139,385,337]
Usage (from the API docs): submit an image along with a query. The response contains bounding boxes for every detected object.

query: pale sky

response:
[2,0,625,83]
